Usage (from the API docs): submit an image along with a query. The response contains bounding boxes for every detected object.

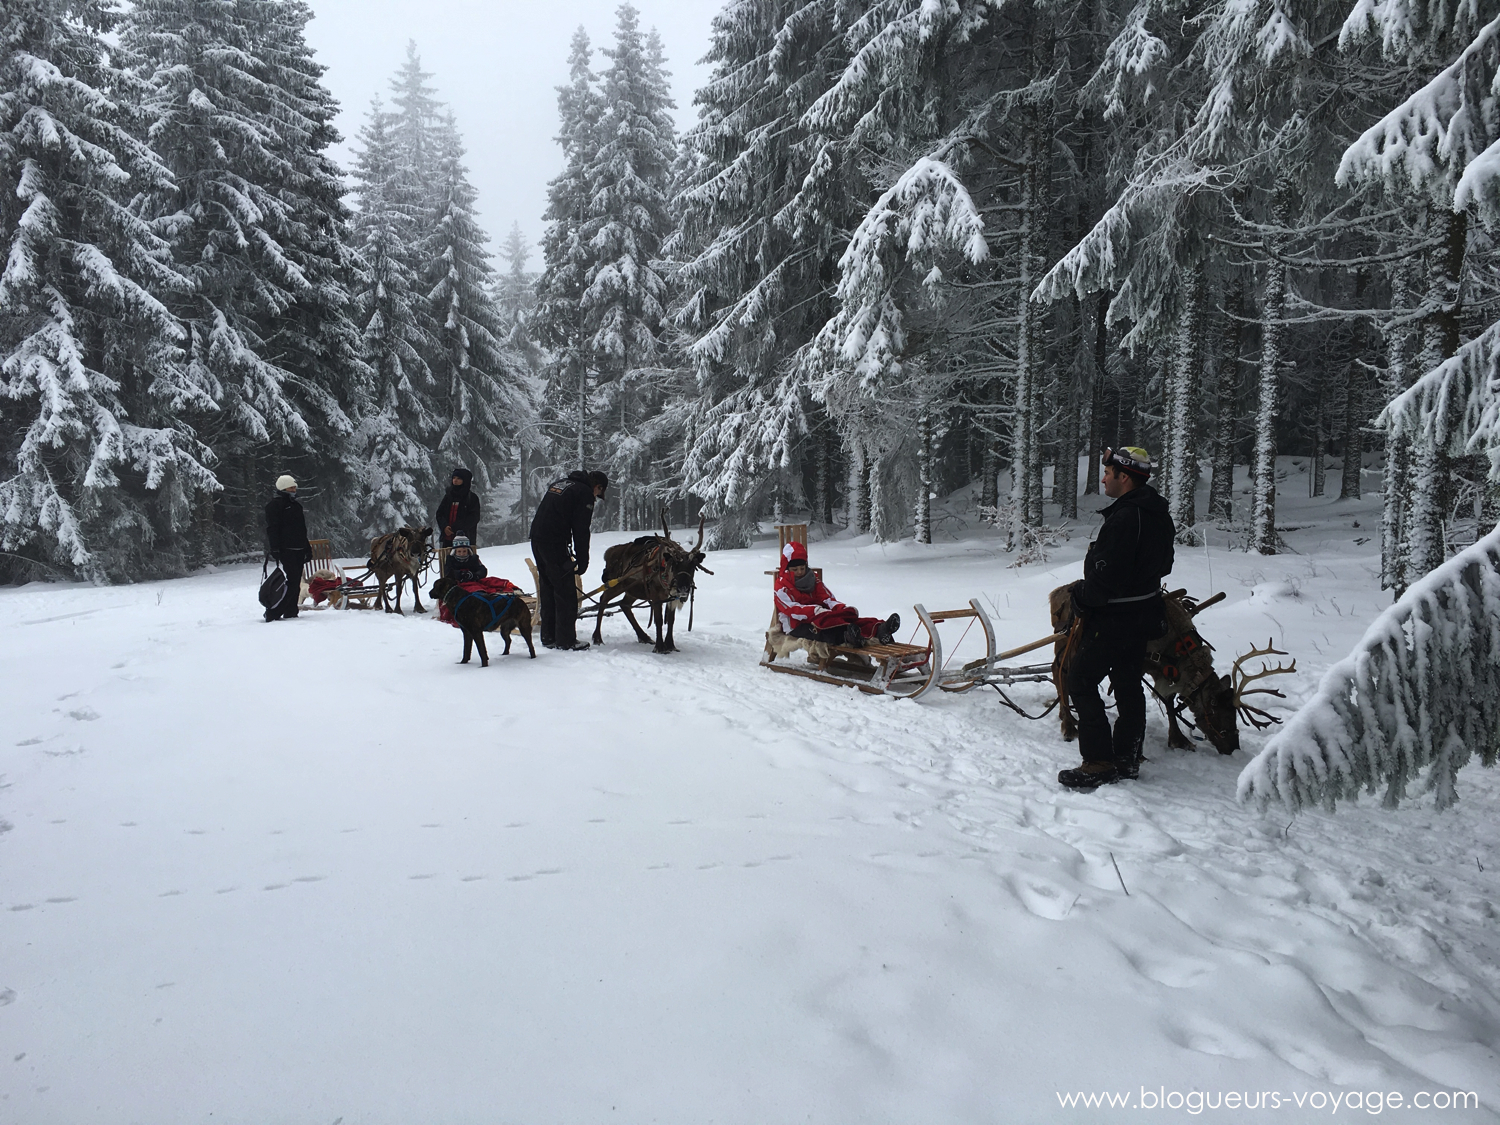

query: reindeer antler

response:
[1231,640,1296,731]
[660,507,673,541]
[690,513,705,554]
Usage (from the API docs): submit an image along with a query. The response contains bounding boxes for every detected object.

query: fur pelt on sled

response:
[764,614,872,668]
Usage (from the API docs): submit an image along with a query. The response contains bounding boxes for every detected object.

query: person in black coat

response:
[264,474,312,622]
[435,467,481,548]
[444,536,488,584]
[1059,446,1176,790]
[528,469,608,650]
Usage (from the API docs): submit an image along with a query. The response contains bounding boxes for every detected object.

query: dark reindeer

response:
[368,526,432,614]
[1049,584,1295,755]
[591,513,708,654]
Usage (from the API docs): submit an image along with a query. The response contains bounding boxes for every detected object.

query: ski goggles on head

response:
[1102,446,1152,477]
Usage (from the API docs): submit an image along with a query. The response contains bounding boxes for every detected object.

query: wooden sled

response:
[761,598,1065,703]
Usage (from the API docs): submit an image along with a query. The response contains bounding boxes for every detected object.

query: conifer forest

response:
[5,0,1500,589]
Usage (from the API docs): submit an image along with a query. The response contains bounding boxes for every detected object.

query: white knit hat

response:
[276,474,298,492]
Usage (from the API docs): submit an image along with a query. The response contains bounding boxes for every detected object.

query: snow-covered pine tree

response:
[0,0,216,581]
[248,0,367,542]
[1237,521,1500,811]
[348,96,439,535]
[422,112,534,538]
[671,0,853,547]
[124,0,357,552]
[494,222,548,524]
[1339,5,1500,583]
[535,27,602,474]
[581,4,677,530]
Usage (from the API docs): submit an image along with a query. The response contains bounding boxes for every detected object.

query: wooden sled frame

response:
[761,598,1064,702]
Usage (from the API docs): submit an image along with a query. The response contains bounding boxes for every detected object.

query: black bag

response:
[258,556,287,608]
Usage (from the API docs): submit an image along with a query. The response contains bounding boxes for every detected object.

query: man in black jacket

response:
[529,470,608,650]
[264,474,312,622]
[435,467,481,548]
[1059,446,1176,790]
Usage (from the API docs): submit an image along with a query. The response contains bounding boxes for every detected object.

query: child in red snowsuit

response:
[773,541,899,647]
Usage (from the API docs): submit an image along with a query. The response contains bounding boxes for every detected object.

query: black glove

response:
[574,559,588,575]
[1069,584,1087,621]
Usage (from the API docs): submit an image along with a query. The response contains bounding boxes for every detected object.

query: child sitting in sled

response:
[444,535,488,583]
[773,542,899,647]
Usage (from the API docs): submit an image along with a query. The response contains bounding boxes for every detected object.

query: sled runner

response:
[761,598,1063,702]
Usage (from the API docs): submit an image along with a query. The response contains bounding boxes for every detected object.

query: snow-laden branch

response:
[1238,523,1500,811]
[1378,316,1500,478]
[811,155,987,389]
[1337,13,1500,207]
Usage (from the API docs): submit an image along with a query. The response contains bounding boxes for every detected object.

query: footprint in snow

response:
[1006,875,1078,922]
[292,875,325,884]
[15,738,42,747]
[159,889,184,897]
[45,897,75,904]
[408,874,437,880]
[647,863,671,870]
[10,904,35,912]
[66,708,100,722]
[0,990,14,1007]
[263,883,288,891]
[460,875,486,882]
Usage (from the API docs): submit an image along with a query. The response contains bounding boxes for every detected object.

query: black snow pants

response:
[269,548,307,620]
[1065,611,1151,766]
[531,539,579,646]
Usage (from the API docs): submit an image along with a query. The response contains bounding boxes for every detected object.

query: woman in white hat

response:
[263,474,312,621]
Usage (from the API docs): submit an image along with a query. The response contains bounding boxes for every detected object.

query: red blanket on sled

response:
[439,577,522,627]
[307,575,347,604]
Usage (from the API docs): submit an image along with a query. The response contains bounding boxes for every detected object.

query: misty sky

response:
[301,0,719,268]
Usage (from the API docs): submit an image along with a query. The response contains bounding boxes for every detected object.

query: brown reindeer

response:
[368,526,432,614]
[1049,583,1295,754]
[591,513,708,653]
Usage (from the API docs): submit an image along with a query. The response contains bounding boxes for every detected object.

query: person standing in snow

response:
[774,542,900,647]
[1057,446,1176,791]
[435,467,482,549]
[264,474,312,622]
[528,470,608,650]
[443,535,488,584]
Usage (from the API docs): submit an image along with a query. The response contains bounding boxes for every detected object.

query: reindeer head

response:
[665,515,708,607]
[1186,674,1241,755]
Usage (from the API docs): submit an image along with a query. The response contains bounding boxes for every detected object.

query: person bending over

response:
[774,542,899,647]
[529,469,608,651]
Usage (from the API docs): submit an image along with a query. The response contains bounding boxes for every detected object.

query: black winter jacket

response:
[265,493,311,556]
[445,552,489,584]
[435,468,481,547]
[529,471,596,570]
[1080,484,1175,612]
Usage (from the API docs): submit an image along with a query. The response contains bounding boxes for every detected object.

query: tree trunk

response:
[915,411,933,544]
[1085,291,1107,496]
[849,443,869,533]
[1311,376,1326,498]
[1209,285,1241,521]
[1407,208,1468,577]
[1382,257,1420,592]
[1253,190,1291,555]
[1166,264,1203,532]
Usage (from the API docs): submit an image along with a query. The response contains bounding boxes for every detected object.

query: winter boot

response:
[1114,752,1142,781]
[1057,761,1119,790]
[560,641,591,651]
[875,613,901,644]
[842,623,864,647]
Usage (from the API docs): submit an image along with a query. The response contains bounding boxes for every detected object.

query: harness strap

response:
[1106,590,1160,604]
[452,590,515,631]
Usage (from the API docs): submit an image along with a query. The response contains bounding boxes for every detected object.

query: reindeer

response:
[591,513,709,654]
[368,526,432,615]
[1048,583,1295,755]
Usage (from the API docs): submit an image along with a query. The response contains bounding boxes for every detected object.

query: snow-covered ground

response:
[3,468,1499,1124]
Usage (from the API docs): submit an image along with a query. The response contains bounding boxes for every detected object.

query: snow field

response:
[2,488,1499,1123]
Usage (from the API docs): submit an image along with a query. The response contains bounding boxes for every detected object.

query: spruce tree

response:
[349,96,438,534]
[535,27,602,472]
[124,0,358,551]
[581,4,677,527]
[1,0,215,581]
[422,111,533,522]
